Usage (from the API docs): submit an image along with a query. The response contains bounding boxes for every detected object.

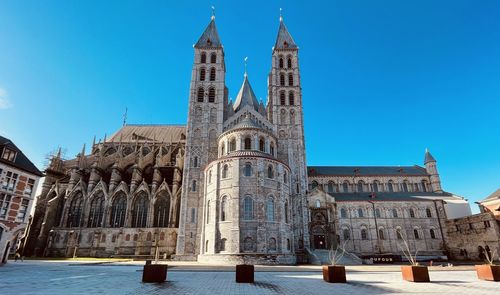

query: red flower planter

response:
[142,264,168,283]
[236,264,254,283]
[475,265,500,281]
[401,265,430,282]
[322,265,346,283]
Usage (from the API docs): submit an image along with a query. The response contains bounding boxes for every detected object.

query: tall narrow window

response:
[287,57,292,68]
[199,68,206,81]
[222,164,228,178]
[210,53,216,63]
[283,171,288,183]
[375,208,381,218]
[192,180,197,192]
[190,208,196,223]
[327,182,334,193]
[131,193,149,228]
[392,208,398,218]
[16,199,29,222]
[280,91,286,105]
[280,73,285,86]
[267,198,275,221]
[403,181,409,192]
[358,208,364,217]
[284,202,289,223]
[430,229,436,239]
[409,208,415,218]
[289,91,294,105]
[208,87,215,103]
[357,181,364,192]
[388,181,394,192]
[153,195,170,227]
[200,52,206,63]
[396,229,403,240]
[343,229,350,240]
[414,229,420,239]
[110,193,127,228]
[426,208,432,218]
[270,143,275,155]
[279,57,284,68]
[372,181,379,192]
[221,196,228,221]
[259,138,265,152]
[244,137,251,150]
[208,170,212,183]
[361,228,368,240]
[209,68,216,81]
[193,156,199,167]
[66,193,83,227]
[197,88,204,102]
[206,200,210,224]
[229,138,236,151]
[267,165,274,179]
[244,197,253,220]
[244,163,252,176]
[379,229,385,240]
[421,180,428,192]
[343,181,349,192]
[220,238,226,251]
[315,199,321,208]
[340,208,347,218]
[288,73,293,86]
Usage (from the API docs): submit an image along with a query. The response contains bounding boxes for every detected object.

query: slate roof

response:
[329,192,456,202]
[108,125,186,143]
[233,74,260,112]
[231,115,261,130]
[0,135,43,176]
[195,18,222,48]
[424,149,436,164]
[307,166,429,177]
[274,18,297,50]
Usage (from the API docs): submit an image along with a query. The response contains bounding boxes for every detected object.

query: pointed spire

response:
[81,143,86,157]
[103,133,107,143]
[56,147,62,158]
[233,70,260,113]
[92,135,96,147]
[424,148,436,164]
[195,14,222,48]
[274,13,297,50]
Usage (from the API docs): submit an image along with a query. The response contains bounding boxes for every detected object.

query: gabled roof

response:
[0,135,43,176]
[424,149,436,164]
[308,166,429,177]
[482,189,500,201]
[195,18,222,48]
[274,18,297,50]
[233,74,260,112]
[108,125,186,143]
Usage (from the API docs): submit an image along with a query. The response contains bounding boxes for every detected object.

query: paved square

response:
[0,261,497,294]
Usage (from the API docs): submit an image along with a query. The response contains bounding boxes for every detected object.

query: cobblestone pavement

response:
[0,261,497,294]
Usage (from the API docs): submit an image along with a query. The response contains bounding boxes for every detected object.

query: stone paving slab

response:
[0,261,497,294]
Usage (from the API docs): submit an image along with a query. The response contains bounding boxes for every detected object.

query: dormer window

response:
[2,148,17,162]
[207,39,212,46]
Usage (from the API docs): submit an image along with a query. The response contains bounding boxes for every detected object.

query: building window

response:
[66,193,83,227]
[326,182,334,193]
[1,148,17,161]
[426,208,432,218]
[259,138,265,152]
[392,208,398,218]
[267,165,274,179]
[315,199,321,208]
[190,208,196,223]
[208,87,215,102]
[2,172,18,191]
[421,180,428,192]
[311,181,318,190]
[409,208,415,218]
[343,229,350,240]
[270,143,275,155]
[288,73,293,86]
[88,193,105,228]
[197,87,204,102]
[430,229,436,239]
[402,181,409,192]
[279,57,284,68]
[342,181,349,192]
[484,220,491,228]
[414,229,420,239]
[388,181,394,192]
[340,208,347,218]
[193,156,199,167]
[357,181,364,192]
[287,238,291,251]
[0,193,12,219]
[209,68,216,81]
[229,138,236,151]
[289,91,294,105]
[269,237,277,251]
[192,180,197,192]
[285,202,289,223]
[358,208,364,218]
[110,194,127,228]
[375,208,381,218]
[361,228,368,240]
[210,53,216,63]
[222,164,228,178]
[280,73,285,86]
[244,163,252,176]
[244,137,251,150]
[378,229,385,240]
[267,197,275,221]
[372,181,379,192]
[287,57,292,68]
[221,196,228,221]
[154,195,170,227]
[199,68,206,81]
[200,52,206,63]
[280,91,286,105]
[220,238,226,251]
[24,179,35,196]
[206,200,211,224]
[244,197,253,220]
[131,193,149,228]
[396,229,403,240]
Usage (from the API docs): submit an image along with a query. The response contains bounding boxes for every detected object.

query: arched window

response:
[421,180,428,192]
[430,229,436,239]
[280,91,286,105]
[193,156,199,167]
[229,138,236,151]
[269,237,277,251]
[311,181,318,189]
[396,228,403,240]
[110,193,127,228]
[403,181,409,192]
[153,195,170,227]
[131,193,149,228]
[197,87,204,102]
[289,91,294,105]
[190,208,196,223]
[287,57,292,68]
[414,229,420,239]
[375,208,381,218]
[357,181,364,192]
[243,197,253,220]
[222,164,228,178]
[206,200,211,224]
[208,87,215,103]
[388,181,394,192]
[221,196,228,221]
[54,196,65,227]
[409,208,415,218]
[266,197,275,221]
[244,163,252,176]
[210,53,216,63]
[208,170,212,184]
[280,109,287,124]
[259,138,265,152]
[280,73,285,86]
[220,144,225,156]
[287,239,291,251]
[200,52,206,63]
[315,199,321,208]
[199,68,206,81]
[267,165,274,179]
[426,208,432,218]
[289,109,296,125]
[192,180,197,191]
[358,208,364,217]
[327,182,334,193]
[361,228,368,240]
[340,208,347,218]
[392,208,398,218]
[372,181,379,192]
[209,68,216,81]
[270,143,275,155]
[279,57,284,68]
[284,201,289,223]
[244,137,251,150]
[343,181,349,192]
[343,228,350,240]
[288,73,293,86]
[220,238,226,251]
[67,193,83,227]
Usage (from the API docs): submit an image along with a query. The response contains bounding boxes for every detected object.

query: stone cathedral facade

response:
[24,15,470,264]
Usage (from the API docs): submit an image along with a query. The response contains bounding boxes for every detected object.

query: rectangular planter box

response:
[475,264,500,281]
[401,266,430,282]
[322,265,346,283]
[142,264,168,283]
[236,264,254,283]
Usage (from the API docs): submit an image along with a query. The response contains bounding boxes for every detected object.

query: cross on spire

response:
[211,6,215,20]
[244,56,248,76]
[279,7,283,21]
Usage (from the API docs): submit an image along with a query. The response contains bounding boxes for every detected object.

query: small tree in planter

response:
[236,256,254,283]
[475,249,500,281]
[398,235,429,282]
[323,242,347,283]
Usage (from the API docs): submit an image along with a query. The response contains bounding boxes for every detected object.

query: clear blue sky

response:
[1,1,499,211]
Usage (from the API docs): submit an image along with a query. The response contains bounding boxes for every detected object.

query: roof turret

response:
[233,74,260,113]
[424,148,436,164]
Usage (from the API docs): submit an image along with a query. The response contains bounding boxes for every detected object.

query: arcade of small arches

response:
[218,131,277,157]
[334,206,436,219]
[310,178,431,194]
[338,225,440,243]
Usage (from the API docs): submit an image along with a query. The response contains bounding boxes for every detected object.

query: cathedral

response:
[24,15,470,265]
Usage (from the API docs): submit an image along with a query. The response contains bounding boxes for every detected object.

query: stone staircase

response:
[308,249,362,265]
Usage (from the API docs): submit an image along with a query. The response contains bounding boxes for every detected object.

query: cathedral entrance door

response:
[314,235,326,249]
